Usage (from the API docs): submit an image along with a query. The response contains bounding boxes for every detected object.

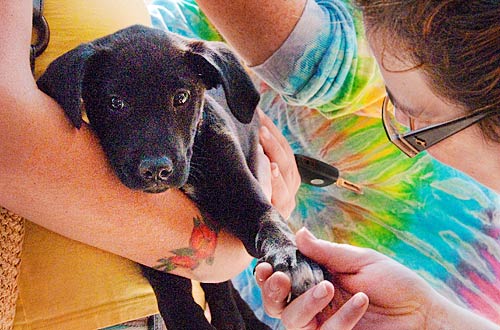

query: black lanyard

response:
[31,0,50,74]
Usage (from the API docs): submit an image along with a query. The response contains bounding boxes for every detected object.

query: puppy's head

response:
[37,25,260,193]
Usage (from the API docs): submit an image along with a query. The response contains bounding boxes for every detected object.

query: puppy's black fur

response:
[38,25,323,330]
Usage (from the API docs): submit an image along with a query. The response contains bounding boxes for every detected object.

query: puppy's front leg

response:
[188,105,324,302]
[186,157,324,301]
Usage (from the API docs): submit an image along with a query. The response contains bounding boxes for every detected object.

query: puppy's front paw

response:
[258,246,324,301]
[290,252,325,301]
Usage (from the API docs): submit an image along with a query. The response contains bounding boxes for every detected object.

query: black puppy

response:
[37,25,324,330]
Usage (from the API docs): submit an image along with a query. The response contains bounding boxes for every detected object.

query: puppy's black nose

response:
[139,156,173,182]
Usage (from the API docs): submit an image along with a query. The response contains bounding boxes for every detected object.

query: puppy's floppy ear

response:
[186,41,260,124]
[37,43,98,129]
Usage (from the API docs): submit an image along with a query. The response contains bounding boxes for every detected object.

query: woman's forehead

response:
[369,46,459,120]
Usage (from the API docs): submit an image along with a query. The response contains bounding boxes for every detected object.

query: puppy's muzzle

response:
[139,156,173,192]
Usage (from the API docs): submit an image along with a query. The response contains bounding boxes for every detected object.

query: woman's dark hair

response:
[354,0,500,142]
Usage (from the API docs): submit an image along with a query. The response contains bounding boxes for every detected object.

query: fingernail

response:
[299,227,316,240]
[352,292,368,308]
[312,282,329,299]
[271,162,280,177]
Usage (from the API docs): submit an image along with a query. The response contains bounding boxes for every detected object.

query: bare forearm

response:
[195,0,306,66]
[0,88,251,281]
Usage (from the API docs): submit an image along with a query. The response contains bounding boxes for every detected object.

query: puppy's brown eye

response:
[173,90,190,106]
[108,96,126,111]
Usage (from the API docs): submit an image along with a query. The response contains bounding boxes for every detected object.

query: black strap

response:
[33,0,43,17]
[31,0,50,74]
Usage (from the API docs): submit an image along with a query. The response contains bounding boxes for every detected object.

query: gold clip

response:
[336,178,363,194]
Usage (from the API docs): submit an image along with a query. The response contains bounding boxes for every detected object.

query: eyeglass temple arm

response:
[403,110,497,151]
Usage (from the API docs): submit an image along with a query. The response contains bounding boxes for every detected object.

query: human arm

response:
[0,0,252,283]
[255,228,500,330]
[194,0,376,117]
[194,0,306,66]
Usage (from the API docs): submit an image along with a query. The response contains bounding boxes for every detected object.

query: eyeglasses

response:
[381,91,499,158]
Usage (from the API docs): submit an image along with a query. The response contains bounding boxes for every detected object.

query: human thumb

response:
[296,227,375,274]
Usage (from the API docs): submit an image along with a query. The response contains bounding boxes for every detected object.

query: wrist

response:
[425,290,500,330]
[424,290,449,330]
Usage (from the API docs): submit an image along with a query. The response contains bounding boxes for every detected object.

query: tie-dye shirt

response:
[251,0,383,119]
[148,0,500,328]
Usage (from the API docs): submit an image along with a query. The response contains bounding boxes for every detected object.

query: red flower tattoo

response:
[154,216,219,272]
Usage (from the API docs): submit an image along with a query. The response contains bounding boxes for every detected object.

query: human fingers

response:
[255,262,291,317]
[255,143,273,202]
[270,162,296,219]
[258,110,299,218]
[255,139,295,218]
[320,292,369,330]
[280,281,335,330]
[257,108,293,154]
[258,109,301,194]
[255,262,274,288]
[259,124,298,187]
[295,227,382,274]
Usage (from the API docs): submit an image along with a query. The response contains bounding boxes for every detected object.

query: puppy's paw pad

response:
[289,254,324,300]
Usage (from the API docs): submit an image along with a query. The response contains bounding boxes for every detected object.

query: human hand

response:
[256,142,273,202]
[257,108,301,219]
[256,260,368,330]
[255,227,438,330]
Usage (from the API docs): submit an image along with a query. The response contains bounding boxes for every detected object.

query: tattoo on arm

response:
[154,216,219,272]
